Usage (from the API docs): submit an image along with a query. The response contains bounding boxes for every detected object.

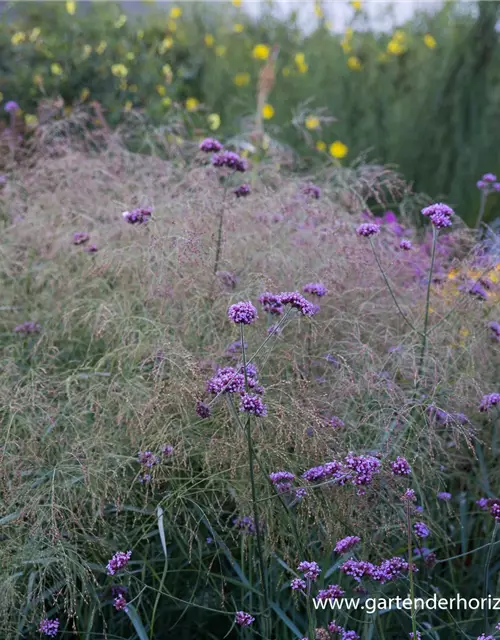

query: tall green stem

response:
[406,502,418,639]
[240,324,269,636]
[417,227,438,383]
[483,522,498,628]
[475,190,487,233]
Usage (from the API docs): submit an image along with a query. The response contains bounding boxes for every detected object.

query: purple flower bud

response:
[72,232,90,245]
[390,456,412,476]
[199,137,223,153]
[212,151,247,172]
[239,392,267,416]
[106,551,132,576]
[356,223,380,237]
[227,301,258,325]
[399,239,412,251]
[234,183,250,198]
[303,282,328,297]
[334,536,361,554]
[5,101,20,113]
[301,183,321,199]
[297,560,321,581]
[479,393,500,412]
[413,521,430,538]
[235,611,255,627]
[39,618,60,637]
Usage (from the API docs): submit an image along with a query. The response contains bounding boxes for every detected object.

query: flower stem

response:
[240,325,270,635]
[213,179,229,276]
[483,522,498,628]
[476,190,487,233]
[406,502,418,639]
[417,227,437,382]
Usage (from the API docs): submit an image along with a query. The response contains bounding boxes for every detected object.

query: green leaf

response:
[125,604,149,640]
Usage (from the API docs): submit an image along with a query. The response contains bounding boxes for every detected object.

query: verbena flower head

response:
[340,558,375,581]
[488,322,500,341]
[106,550,132,576]
[356,223,380,237]
[122,207,152,225]
[476,497,489,511]
[207,367,245,394]
[437,491,452,501]
[269,471,295,485]
[212,150,247,172]
[303,282,328,297]
[328,621,344,634]
[291,577,307,591]
[344,453,381,485]
[390,456,412,476]
[373,557,412,584]
[481,173,497,183]
[279,291,316,317]
[342,631,360,640]
[234,183,250,198]
[85,244,98,253]
[301,183,321,199]
[113,594,128,611]
[5,101,20,113]
[317,584,345,601]
[199,137,222,153]
[402,488,417,502]
[479,393,500,412]
[233,515,256,534]
[162,444,173,457]
[196,401,211,418]
[14,321,41,335]
[399,239,412,251]
[72,232,90,245]
[328,416,345,429]
[137,451,160,468]
[258,292,284,315]
[421,203,454,229]
[413,522,430,538]
[409,633,422,639]
[335,536,361,554]
[39,618,59,637]
[235,611,255,627]
[477,635,495,640]
[227,301,258,325]
[429,212,452,229]
[239,392,267,416]
[490,503,500,522]
[297,560,321,581]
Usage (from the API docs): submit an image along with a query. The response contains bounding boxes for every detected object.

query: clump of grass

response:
[0,128,499,639]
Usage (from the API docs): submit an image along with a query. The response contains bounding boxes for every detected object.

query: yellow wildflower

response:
[66,1,76,15]
[329,140,348,159]
[162,97,172,108]
[282,66,291,77]
[316,141,327,152]
[114,14,127,29]
[387,39,406,55]
[424,34,437,49]
[347,56,362,71]
[341,39,352,54]
[25,114,38,127]
[29,28,41,42]
[447,268,460,280]
[159,37,173,52]
[126,52,135,60]
[351,0,362,10]
[262,104,274,120]
[162,64,173,83]
[234,72,250,87]
[80,87,90,101]
[215,45,226,57]
[124,100,133,112]
[96,40,107,54]
[305,115,320,130]
[111,63,128,78]
[207,113,221,131]
[295,52,305,65]
[459,327,470,338]
[314,2,323,18]
[297,61,308,73]
[345,27,354,39]
[82,44,92,59]
[204,34,214,47]
[11,32,26,46]
[156,84,166,96]
[51,63,63,76]
[232,0,242,6]
[170,6,182,19]
[252,44,270,60]
[185,97,199,112]
[233,23,244,33]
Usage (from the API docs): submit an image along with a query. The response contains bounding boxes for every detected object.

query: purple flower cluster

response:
[301,460,346,484]
[233,515,256,535]
[207,367,246,395]
[269,471,295,493]
[477,173,500,194]
[122,207,152,225]
[334,536,361,554]
[291,577,307,591]
[14,321,41,335]
[279,291,316,317]
[303,282,328,297]
[5,100,19,113]
[437,492,452,501]
[427,405,469,426]
[317,584,345,601]
[196,401,211,418]
[488,322,500,341]
[421,202,454,229]
[409,633,422,640]
[402,488,417,502]
[341,556,414,584]
[72,232,90,245]
[490,503,500,522]
[162,444,174,457]
[137,451,160,468]
[235,611,255,627]
[476,497,489,511]
[258,292,284,315]
[399,239,412,251]
[113,594,128,611]
[413,522,430,538]
[479,393,500,412]
[390,456,412,476]
[356,223,380,237]
[340,559,375,581]
[106,551,132,576]
[477,635,495,640]
[199,137,223,153]
[297,560,321,581]
[39,618,59,637]
[212,151,247,172]
[239,392,267,416]
[301,183,321,199]
[344,453,381,486]
[234,183,250,197]
[328,416,345,429]
[227,301,258,325]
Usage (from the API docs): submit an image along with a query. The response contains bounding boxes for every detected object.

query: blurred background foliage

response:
[1,0,500,225]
